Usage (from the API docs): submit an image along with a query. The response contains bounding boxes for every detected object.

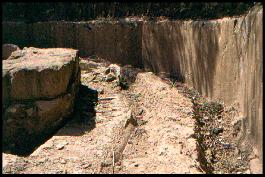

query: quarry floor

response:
[2,58,260,174]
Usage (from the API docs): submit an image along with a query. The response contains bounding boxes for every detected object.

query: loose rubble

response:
[170,78,255,174]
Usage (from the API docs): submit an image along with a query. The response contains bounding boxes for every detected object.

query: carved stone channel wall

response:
[2,4,263,161]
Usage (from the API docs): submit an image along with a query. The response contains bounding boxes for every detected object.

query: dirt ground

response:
[2,57,258,174]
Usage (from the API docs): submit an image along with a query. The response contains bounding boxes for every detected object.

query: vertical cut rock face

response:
[2,47,80,154]
[1,4,262,163]
[141,5,263,162]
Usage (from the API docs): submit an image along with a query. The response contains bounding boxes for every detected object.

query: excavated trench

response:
[2,57,255,174]
[2,6,263,170]
[2,5,263,173]
[170,78,253,174]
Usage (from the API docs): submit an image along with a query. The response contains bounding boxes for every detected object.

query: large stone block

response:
[2,47,80,153]
[3,93,74,151]
[3,47,79,101]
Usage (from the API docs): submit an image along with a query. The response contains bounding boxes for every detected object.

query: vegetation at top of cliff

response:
[2,2,257,23]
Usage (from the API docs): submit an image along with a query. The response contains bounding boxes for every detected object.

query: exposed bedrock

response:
[2,4,263,163]
[2,20,142,67]
[2,47,80,154]
[142,5,263,163]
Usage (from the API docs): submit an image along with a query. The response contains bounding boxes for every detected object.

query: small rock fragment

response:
[222,143,232,149]
[60,159,67,164]
[56,141,68,150]
[97,88,104,94]
[82,163,92,169]
[212,127,224,135]
[244,170,251,174]
[204,116,209,120]
[137,108,144,116]
[105,73,116,82]
[57,145,65,150]
[104,68,111,75]
[80,60,99,70]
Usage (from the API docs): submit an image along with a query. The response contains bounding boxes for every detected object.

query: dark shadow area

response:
[142,20,220,95]
[142,21,219,97]
[193,115,215,174]
[56,84,98,136]
[168,21,187,82]
[2,21,143,70]
[142,21,187,83]
[144,21,219,97]
[2,3,254,22]
[190,22,219,98]
[2,84,98,156]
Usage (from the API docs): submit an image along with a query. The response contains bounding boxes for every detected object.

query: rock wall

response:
[239,6,263,160]
[2,5,262,161]
[142,5,263,161]
[2,21,143,67]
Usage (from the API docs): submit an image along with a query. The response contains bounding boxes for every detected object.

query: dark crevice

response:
[170,76,252,174]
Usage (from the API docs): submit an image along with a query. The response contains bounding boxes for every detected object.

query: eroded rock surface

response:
[2,47,80,154]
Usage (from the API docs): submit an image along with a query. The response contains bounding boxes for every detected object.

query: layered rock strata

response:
[2,47,80,154]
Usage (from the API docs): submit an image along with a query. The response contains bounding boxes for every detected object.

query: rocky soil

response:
[2,56,260,174]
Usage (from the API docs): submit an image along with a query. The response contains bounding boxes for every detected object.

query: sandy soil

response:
[113,72,201,174]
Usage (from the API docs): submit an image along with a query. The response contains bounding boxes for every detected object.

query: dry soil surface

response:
[0,58,226,174]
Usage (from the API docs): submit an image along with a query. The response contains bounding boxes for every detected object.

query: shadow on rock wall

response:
[190,22,219,98]
[142,22,185,81]
[56,84,98,136]
[142,21,219,99]
[2,84,98,156]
